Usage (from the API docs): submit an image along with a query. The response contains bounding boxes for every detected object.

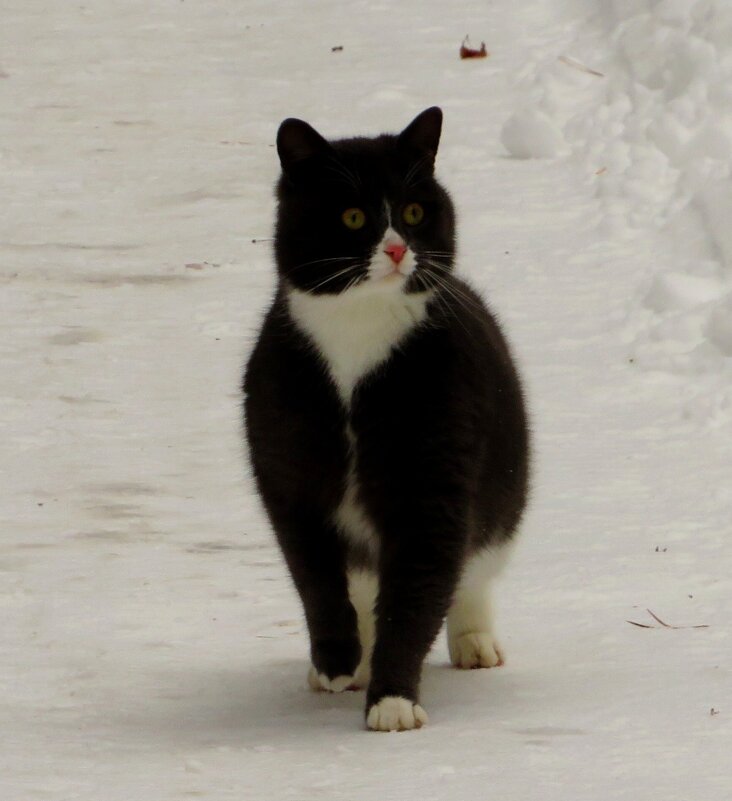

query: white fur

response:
[307,667,355,693]
[287,231,430,402]
[347,569,378,688]
[367,696,428,732]
[446,542,513,669]
[332,426,380,556]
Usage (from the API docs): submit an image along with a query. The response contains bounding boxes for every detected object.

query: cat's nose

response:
[384,243,407,265]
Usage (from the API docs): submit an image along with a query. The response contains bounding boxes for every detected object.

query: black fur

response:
[243,108,529,724]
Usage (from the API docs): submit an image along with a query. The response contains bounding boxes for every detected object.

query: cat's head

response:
[274,107,455,296]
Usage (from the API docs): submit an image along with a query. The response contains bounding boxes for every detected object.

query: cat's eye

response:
[342,208,366,230]
[403,202,425,226]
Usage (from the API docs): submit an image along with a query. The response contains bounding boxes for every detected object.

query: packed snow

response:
[1,1,730,800]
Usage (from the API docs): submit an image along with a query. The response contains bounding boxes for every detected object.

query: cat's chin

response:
[376,272,403,283]
[336,272,408,296]
[368,273,407,289]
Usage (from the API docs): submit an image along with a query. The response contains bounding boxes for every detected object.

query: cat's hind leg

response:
[347,569,378,689]
[447,544,511,669]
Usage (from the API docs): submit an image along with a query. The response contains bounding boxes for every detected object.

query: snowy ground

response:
[1,1,730,799]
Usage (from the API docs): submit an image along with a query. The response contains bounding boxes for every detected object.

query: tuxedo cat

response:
[243,107,529,731]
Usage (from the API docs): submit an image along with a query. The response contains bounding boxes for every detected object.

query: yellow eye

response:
[342,208,366,230]
[403,202,424,225]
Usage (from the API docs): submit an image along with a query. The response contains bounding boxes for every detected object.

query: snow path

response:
[1,2,730,799]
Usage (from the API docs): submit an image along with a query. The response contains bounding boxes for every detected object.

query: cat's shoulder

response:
[244,292,327,388]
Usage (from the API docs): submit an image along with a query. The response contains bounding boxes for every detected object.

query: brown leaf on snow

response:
[460,36,488,59]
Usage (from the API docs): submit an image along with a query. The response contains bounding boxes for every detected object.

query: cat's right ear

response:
[277,118,332,174]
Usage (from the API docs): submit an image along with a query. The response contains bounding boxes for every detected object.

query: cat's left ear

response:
[397,107,443,171]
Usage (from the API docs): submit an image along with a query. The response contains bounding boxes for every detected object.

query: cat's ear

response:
[277,118,332,174]
[397,107,443,171]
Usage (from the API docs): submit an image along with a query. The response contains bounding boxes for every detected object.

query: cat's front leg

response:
[305,596,361,693]
[365,516,466,731]
[270,509,361,692]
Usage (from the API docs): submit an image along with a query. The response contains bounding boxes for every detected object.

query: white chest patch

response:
[332,425,379,556]
[287,281,431,402]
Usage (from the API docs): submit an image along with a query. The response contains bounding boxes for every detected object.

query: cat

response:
[243,107,529,731]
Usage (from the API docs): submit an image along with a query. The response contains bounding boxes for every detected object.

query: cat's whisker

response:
[418,268,467,333]
[418,265,481,336]
[289,255,363,273]
[306,263,367,293]
[420,260,484,312]
[343,273,364,293]
[428,274,481,317]
[432,264,482,309]
[419,250,454,258]
[307,270,359,293]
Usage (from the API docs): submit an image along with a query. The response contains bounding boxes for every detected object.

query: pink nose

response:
[384,243,407,265]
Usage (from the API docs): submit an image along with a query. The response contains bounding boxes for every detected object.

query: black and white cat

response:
[243,107,529,731]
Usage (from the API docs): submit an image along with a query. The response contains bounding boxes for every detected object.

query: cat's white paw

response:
[351,659,371,690]
[307,666,358,693]
[449,632,504,669]
[366,696,428,732]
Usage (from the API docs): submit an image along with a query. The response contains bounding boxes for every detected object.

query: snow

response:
[507,0,732,411]
[500,109,567,159]
[707,294,732,356]
[1,1,730,799]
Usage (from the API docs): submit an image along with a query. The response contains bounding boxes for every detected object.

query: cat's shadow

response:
[112,658,520,747]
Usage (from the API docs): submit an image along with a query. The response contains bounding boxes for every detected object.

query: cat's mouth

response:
[369,266,408,285]
[381,262,408,278]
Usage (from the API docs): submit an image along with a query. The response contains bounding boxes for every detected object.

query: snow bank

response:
[503,0,732,407]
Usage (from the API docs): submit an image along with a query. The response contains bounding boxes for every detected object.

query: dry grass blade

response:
[646,609,675,628]
[627,609,710,629]
[558,54,604,78]
[647,608,711,629]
